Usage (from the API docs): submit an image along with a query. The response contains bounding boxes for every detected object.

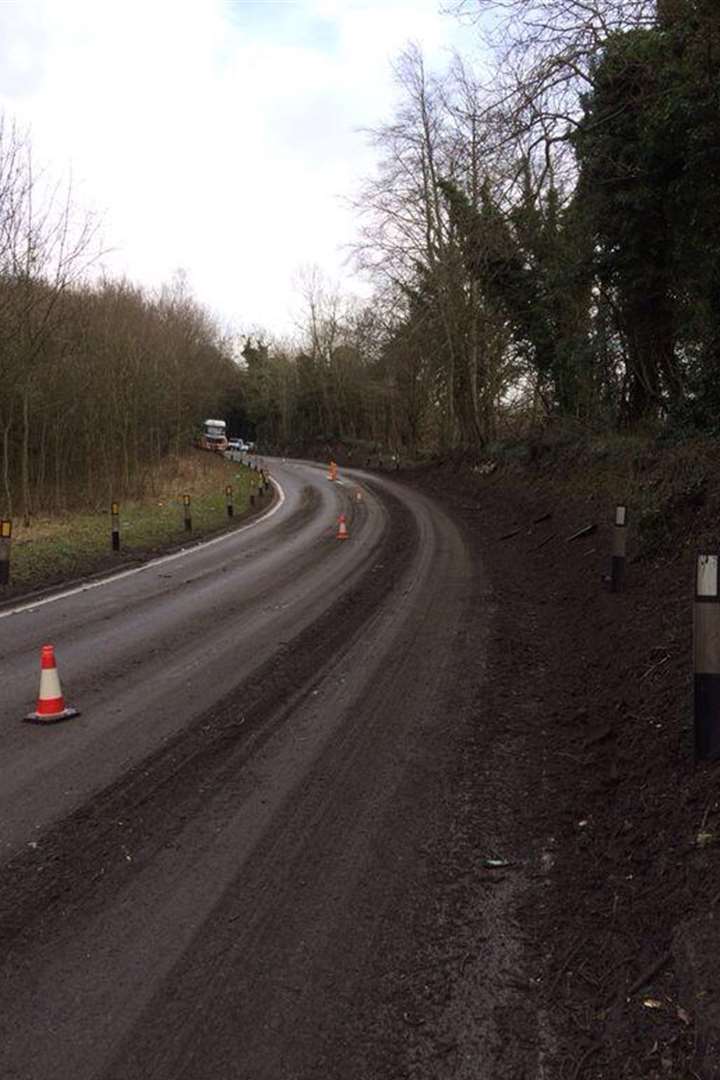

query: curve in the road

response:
[0,460,476,1080]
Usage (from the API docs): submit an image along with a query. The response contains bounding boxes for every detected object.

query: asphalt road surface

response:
[0,459,488,1080]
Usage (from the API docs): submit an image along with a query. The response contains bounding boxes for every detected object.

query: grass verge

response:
[2,451,270,597]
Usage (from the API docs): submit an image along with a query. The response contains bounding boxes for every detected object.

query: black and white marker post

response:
[226,485,234,518]
[183,493,192,532]
[610,504,627,592]
[111,501,120,551]
[0,519,11,585]
[694,554,720,761]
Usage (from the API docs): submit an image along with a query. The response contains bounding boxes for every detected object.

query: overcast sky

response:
[0,0,475,336]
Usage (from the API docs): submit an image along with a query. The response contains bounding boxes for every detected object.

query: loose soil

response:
[396,451,720,1079]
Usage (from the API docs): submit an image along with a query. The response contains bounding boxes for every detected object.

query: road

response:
[0,459,480,1079]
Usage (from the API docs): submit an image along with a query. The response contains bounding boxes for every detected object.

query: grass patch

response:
[4,451,269,594]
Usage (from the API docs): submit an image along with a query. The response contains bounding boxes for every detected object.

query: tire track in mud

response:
[0,486,416,956]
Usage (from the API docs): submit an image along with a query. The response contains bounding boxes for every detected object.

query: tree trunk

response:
[2,419,13,518]
[21,388,31,527]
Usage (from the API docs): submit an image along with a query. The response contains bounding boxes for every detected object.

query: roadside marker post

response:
[183,494,192,532]
[111,502,120,551]
[0,519,11,585]
[694,554,720,761]
[250,478,256,508]
[610,505,627,592]
[226,485,234,518]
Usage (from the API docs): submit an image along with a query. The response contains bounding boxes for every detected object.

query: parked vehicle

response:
[198,419,228,452]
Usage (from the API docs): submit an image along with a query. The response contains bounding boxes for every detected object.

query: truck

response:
[198,419,228,452]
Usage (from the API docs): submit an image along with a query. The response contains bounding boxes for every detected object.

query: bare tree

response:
[444,0,658,176]
[352,46,520,448]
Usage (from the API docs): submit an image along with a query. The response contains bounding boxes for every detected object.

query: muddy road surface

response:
[0,461,538,1079]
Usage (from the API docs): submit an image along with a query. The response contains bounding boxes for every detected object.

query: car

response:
[227,439,247,452]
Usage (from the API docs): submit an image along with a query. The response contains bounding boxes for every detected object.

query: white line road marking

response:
[0,481,286,621]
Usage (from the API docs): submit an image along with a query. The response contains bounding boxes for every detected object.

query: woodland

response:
[0,126,238,520]
[1,0,718,517]
[241,0,720,454]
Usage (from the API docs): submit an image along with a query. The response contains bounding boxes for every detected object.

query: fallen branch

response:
[565,524,597,542]
[640,654,670,681]
[626,950,672,997]
[547,933,584,994]
[533,532,557,551]
[572,1043,601,1080]
[584,726,614,748]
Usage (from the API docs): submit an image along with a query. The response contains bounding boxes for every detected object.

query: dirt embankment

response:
[401,436,720,1079]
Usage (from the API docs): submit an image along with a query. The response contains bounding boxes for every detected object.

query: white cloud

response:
[0,0,469,333]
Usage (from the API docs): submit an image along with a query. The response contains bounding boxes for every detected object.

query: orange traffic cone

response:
[336,513,349,540]
[25,644,80,724]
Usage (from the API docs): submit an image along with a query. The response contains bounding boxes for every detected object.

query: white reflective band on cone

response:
[39,665,63,701]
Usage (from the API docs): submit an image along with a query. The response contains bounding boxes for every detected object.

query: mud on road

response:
[1,459,715,1079]
[1,469,535,1080]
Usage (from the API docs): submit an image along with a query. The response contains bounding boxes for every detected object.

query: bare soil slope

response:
[402,440,720,1078]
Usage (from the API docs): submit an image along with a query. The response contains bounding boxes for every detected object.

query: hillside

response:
[392,434,720,1078]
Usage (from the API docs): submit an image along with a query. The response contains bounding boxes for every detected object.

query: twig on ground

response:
[548,934,585,995]
[534,532,557,551]
[626,950,673,997]
[700,796,714,833]
[566,524,597,542]
[640,654,670,681]
[572,1043,600,1080]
